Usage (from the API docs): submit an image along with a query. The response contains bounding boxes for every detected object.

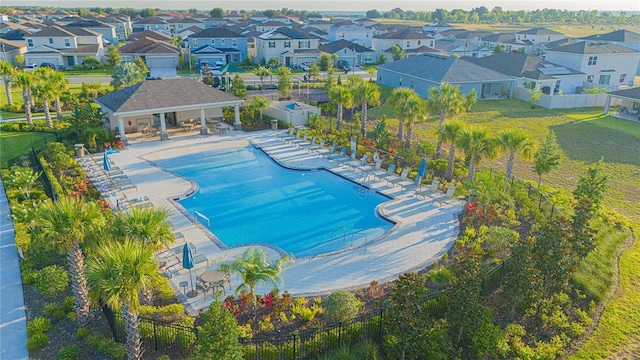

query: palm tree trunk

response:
[360,102,367,138]
[29,90,35,112]
[22,90,33,126]
[68,241,91,326]
[123,302,143,360]
[3,77,12,106]
[505,151,515,181]
[467,155,476,181]
[405,120,413,148]
[446,144,456,180]
[537,174,543,189]
[397,117,404,141]
[55,97,63,121]
[435,114,447,158]
[43,97,52,128]
[336,104,343,131]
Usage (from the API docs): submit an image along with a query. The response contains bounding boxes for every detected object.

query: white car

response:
[299,62,311,71]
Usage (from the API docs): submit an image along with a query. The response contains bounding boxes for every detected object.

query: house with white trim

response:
[23,25,104,69]
[188,28,248,67]
[256,28,320,68]
[372,30,435,60]
[328,23,374,48]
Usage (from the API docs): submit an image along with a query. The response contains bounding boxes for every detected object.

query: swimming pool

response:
[156,146,394,257]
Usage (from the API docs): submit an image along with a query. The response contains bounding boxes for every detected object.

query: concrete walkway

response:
[81,129,463,315]
[0,179,29,360]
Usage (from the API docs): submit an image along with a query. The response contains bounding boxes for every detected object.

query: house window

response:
[232,39,237,47]
[410,79,414,89]
[339,32,345,38]
[620,74,627,83]
[268,41,276,48]
[547,36,551,41]
[586,75,594,83]
[221,39,225,45]
[406,41,411,47]
[399,76,402,86]
[299,41,310,49]
[554,80,561,93]
[364,54,372,62]
[430,41,434,47]
[588,56,597,65]
[418,40,421,45]
[27,39,33,47]
[64,38,70,47]
[49,37,54,44]
[193,39,198,47]
[516,35,521,41]
[598,75,610,85]
[211,39,215,45]
[284,41,291,48]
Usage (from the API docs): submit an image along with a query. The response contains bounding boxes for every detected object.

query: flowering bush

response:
[222,299,239,316]
[259,293,274,308]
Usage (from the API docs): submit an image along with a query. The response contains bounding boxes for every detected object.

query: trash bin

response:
[74,144,85,158]
[271,119,278,131]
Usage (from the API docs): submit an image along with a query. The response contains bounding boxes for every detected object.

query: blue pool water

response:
[155,146,393,257]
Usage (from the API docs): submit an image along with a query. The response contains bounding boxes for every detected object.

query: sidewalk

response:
[0,179,29,359]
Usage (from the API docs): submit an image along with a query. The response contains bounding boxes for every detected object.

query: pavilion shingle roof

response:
[609,87,640,101]
[95,78,242,114]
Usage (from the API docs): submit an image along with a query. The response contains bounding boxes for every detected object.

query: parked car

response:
[25,63,39,71]
[299,62,310,71]
[335,60,351,72]
[40,63,56,70]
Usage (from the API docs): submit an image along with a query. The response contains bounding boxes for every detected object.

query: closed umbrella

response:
[417,158,427,189]
[182,243,196,297]
[103,152,111,171]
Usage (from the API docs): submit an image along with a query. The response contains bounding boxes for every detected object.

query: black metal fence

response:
[102,306,197,359]
[30,137,58,201]
[240,308,384,360]
[481,257,513,297]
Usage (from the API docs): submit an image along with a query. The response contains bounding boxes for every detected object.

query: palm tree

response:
[438,120,465,180]
[427,83,465,158]
[0,60,15,106]
[31,196,106,325]
[32,68,55,127]
[253,66,271,88]
[328,85,353,131]
[12,71,35,125]
[112,207,174,251]
[456,127,498,181]
[353,80,380,139]
[387,88,425,147]
[497,129,535,181]
[49,70,70,121]
[87,240,158,360]
[250,95,270,123]
[221,247,292,313]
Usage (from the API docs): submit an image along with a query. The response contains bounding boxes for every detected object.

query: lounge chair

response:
[318,143,337,158]
[347,154,369,170]
[417,180,441,199]
[290,133,308,146]
[338,151,357,166]
[328,146,347,161]
[308,139,324,152]
[299,135,316,150]
[374,163,396,182]
[277,128,293,140]
[387,168,411,188]
[284,129,300,143]
[363,159,383,176]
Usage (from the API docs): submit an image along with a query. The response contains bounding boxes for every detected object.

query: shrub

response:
[57,344,79,360]
[427,266,454,288]
[291,297,324,322]
[324,290,362,323]
[76,327,89,339]
[27,316,51,336]
[26,332,49,350]
[259,315,274,332]
[44,303,67,322]
[35,265,69,298]
[85,332,126,360]
[195,302,243,359]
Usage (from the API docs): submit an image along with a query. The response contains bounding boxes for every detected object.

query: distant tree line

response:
[366,7,640,25]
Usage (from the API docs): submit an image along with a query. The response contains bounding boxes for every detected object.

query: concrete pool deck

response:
[84,129,463,315]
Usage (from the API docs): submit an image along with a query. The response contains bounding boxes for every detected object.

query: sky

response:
[5,0,640,12]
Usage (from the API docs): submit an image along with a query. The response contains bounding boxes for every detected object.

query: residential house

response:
[372,30,435,59]
[119,37,179,78]
[188,28,248,67]
[23,25,104,68]
[421,22,456,35]
[482,33,527,53]
[256,21,291,33]
[1,29,28,41]
[434,37,492,58]
[580,30,640,71]
[464,52,585,96]
[256,28,320,68]
[516,27,564,55]
[66,20,117,45]
[100,15,133,41]
[46,10,70,21]
[128,30,172,43]
[0,39,27,64]
[544,40,640,90]
[167,18,205,33]
[132,17,170,35]
[328,23,374,48]
[154,13,176,22]
[319,39,377,66]
[376,53,515,99]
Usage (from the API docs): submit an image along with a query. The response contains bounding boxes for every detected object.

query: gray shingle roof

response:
[548,40,639,54]
[518,27,563,35]
[318,39,373,54]
[374,29,433,40]
[95,78,242,114]
[377,53,512,83]
[581,30,640,43]
[463,53,582,80]
[27,25,75,38]
[609,87,640,100]
[190,28,244,39]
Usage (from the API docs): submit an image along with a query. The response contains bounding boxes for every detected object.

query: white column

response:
[234,104,241,130]
[160,112,168,140]
[117,116,126,140]
[200,107,208,135]
[603,95,611,114]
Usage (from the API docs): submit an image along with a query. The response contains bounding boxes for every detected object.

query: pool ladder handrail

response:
[350,232,369,251]
[193,211,211,228]
[331,226,346,246]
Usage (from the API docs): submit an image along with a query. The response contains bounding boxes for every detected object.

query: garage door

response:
[147,56,176,69]
[26,57,61,67]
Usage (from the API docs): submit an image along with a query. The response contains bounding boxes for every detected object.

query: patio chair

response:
[327,146,347,161]
[417,180,441,199]
[374,163,396,182]
[387,168,411,188]
[299,135,316,150]
[347,154,369,170]
[363,159,383,176]
[308,139,325,152]
[318,143,337,158]
[290,133,309,146]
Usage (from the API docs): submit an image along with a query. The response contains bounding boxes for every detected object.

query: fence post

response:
[153,321,159,350]
[538,194,543,210]
[338,322,342,346]
[528,183,532,195]
[378,308,384,340]
[293,333,297,359]
[550,204,555,219]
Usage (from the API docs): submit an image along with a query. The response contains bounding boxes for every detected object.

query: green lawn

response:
[0,131,55,168]
[366,97,640,357]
